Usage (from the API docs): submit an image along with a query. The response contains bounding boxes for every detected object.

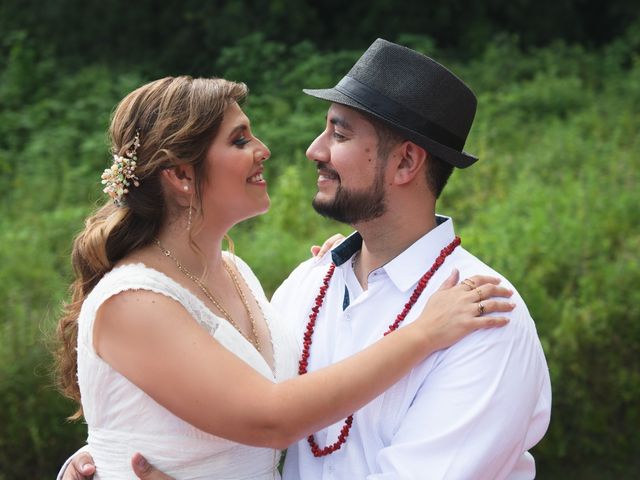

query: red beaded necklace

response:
[298,236,461,457]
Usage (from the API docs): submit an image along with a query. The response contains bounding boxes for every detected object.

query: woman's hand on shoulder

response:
[415,269,515,352]
[310,233,345,258]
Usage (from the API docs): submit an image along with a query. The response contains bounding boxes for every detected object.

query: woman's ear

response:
[161,165,195,204]
[393,141,427,185]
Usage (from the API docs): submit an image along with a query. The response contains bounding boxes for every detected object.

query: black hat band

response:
[334,76,465,151]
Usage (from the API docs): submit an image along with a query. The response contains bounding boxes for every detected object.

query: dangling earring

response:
[187,194,193,232]
[182,185,193,232]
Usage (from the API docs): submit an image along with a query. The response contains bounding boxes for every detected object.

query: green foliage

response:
[0,34,145,477]
[1,24,639,478]
[0,208,92,477]
[2,0,637,76]
[438,33,640,477]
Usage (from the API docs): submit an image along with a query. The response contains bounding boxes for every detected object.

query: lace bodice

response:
[76,254,299,479]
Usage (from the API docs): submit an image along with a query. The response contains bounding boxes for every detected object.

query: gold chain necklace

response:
[155,240,261,352]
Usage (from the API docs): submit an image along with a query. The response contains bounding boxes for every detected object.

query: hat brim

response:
[303,87,478,169]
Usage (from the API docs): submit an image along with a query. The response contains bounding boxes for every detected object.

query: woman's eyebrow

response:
[228,124,248,137]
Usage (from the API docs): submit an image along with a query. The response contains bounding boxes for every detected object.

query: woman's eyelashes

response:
[233,136,251,147]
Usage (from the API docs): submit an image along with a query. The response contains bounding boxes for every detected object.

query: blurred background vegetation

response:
[0,0,639,478]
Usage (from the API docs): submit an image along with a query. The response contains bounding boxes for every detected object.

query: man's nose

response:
[306,132,328,163]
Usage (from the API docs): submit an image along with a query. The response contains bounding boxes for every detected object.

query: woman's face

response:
[200,102,271,228]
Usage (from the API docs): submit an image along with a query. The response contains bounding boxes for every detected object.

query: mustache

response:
[316,165,340,178]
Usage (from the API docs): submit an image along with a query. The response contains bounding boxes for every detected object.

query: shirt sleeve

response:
[368,308,551,480]
[271,256,319,311]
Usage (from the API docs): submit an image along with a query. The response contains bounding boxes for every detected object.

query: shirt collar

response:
[330,215,457,292]
[331,232,363,266]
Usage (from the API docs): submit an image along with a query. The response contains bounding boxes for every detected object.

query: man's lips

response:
[317,168,339,181]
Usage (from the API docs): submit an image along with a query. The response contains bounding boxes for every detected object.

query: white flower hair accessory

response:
[101,131,141,206]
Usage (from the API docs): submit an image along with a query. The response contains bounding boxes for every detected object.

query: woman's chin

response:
[239,200,271,223]
[258,196,271,214]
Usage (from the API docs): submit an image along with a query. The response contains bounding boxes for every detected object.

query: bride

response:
[56,76,513,479]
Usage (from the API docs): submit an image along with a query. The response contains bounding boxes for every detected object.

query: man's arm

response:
[368,306,551,480]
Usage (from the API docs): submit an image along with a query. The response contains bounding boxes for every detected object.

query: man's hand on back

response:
[61,452,95,480]
[60,451,173,480]
[131,453,174,480]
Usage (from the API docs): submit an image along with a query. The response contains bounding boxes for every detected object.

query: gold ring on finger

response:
[478,302,485,315]
[475,288,482,302]
[462,279,474,290]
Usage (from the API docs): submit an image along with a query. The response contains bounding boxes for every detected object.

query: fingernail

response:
[137,456,148,468]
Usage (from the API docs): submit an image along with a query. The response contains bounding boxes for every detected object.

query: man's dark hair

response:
[368,115,454,199]
[425,155,454,199]
[369,116,404,161]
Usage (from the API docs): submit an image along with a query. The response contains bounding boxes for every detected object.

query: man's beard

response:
[312,167,387,224]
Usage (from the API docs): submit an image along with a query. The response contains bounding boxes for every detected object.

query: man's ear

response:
[393,141,428,185]
[161,165,195,202]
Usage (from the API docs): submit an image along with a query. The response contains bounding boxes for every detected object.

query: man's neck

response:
[352,210,437,289]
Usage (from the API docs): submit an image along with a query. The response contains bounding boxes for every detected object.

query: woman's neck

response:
[155,220,226,276]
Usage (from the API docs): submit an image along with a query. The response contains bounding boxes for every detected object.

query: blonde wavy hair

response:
[55,76,247,419]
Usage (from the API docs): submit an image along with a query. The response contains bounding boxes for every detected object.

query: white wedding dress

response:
[76,254,299,479]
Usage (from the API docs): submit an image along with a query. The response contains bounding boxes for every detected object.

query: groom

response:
[62,39,551,479]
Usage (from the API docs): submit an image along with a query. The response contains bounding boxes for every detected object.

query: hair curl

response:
[55,76,247,419]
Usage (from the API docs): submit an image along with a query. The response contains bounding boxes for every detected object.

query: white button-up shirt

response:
[273,216,551,480]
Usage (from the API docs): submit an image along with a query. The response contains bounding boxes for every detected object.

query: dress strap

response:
[77,263,221,354]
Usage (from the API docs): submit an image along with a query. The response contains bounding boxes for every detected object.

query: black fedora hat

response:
[303,39,478,168]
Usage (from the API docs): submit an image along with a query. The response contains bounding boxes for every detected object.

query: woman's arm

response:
[94,270,513,449]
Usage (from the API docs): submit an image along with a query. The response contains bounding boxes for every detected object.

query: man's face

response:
[307,103,388,224]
